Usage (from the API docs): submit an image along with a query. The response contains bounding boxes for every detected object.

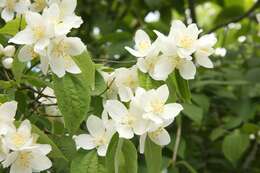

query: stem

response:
[172,116,182,166]
[242,141,258,170]
[206,0,260,34]
[187,0,197,23]
[18,15,23,31]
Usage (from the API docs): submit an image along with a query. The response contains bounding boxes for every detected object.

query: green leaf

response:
[0,80,16,89]
[138,70,163,90]
[11,54,26,84]
[31,124,66,160]
[53,73,91,134]
[144,137,162,173]
[222,130,250,165]
[73,51,95,89]
[53,51,94,134]
[91,70,106,96]
[182,103,203,125]
[174,71,191,103]
[176,161,198,173]
[210,128,227,141]
[106,135,138,173]
[71,151,101,173]
[0,17,26,36]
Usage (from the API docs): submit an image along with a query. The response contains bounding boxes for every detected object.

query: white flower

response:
[0,101,17,135]
[74,115,115,156]
[114,66,139,102]
[139,85,183,124]
[2,144,52,173]
[4,120,34,151]
[47,36,85,77]
[125,29,153,58]
[30,0,47,12]
[195,34,217,68]
[0,0,30,22]
[42,1,83,36]
[215,47,227,57]
[156,20,201,60]
[238,35,246,43]
[9,11,54,53]
[105,100,148,139]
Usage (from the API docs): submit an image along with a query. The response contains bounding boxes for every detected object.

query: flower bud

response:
[2,57,14,69]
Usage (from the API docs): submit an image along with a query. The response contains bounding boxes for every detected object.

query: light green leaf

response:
[138,70,163,90]
[12,55,26,84]
[53,51,94,134]
[31,124,66,160]
[176,161,198,173]
[222,130,250,165]
[70,151,101,173]
[0,17,26,36]
[145,137,162,173]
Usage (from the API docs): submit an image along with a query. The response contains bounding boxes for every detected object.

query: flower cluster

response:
[74,84,183,156]
[125,20,217,80]
[5,0,85,77]
[0,101,52,173]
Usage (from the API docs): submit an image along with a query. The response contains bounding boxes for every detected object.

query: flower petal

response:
[87,115,105,137]
[162,103,183,120]
[178,60,196,80]
[64,37,85,56]
[74,134,96,150]
[0,101,17,121]
[1,8,14,22]
[149,128,170,146]
[9,28,35,45]
[64,55,81,74]
[195,55,213,68]
[31,153,52,172]
[49,55,66,78]
[105,100,128,121]
[97,145,108,157]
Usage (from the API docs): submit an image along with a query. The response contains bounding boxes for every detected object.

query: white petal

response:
[64,55,81,74]
[63,15,83,29]
[125,46,144,58]
[18,120,31,137]
[25,11,43,26]
[196,55,213,68]
[34,38,49,53]
[118,86,133,102]
[135,29,151,46]
[87,115,105,137]
[2,152,18,168]
[0,0,6,7]
[187,24,200,40]
[49,55,66,78]
[14,0,30,14]
[64,37,85,56]
[105,100,128,121]
[40,55,49,75]
[2,57,13,69]
[31,153,52,171]
[10,160,32,173]
[143,113,163,124]
[60,0,76,17]
[149,128,170,146]
[117,125,134,139]
[162,103,183,120]
[178,60,196,80]
[9,28,35,45]
[169,20,186,38]
[139,133,147,154]
[33,144,52,155]
[42,3,59,22]
[1,8,14,22]
[0,101,17,121]
[156,85,169,103]
[136,58,148,73]
[97,145,108,157]
[74,134,96,150]
[153,57,173,81]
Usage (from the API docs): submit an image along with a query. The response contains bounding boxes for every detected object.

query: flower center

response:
[149,127,163,138]
[6,0,16,10]
[122,76,137,89]
[122,115,136,127]
[138,41,149,52]
[151,100,164,114]
[179,36,193,49]
[18,152,32,168]
[94,136,106,146]
[53,40,69,57]
[33,0,47,11]
[32,26,45,40]
[12,133,26,148]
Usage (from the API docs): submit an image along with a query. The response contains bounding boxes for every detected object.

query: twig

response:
[242,141,258,170]
[206,0,260,34]
[187,0,197,24]
[98,77,116,97]
[172,117,182,166]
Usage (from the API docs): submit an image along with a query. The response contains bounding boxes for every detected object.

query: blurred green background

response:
[73,0,260,172]
[1,0,260,172]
